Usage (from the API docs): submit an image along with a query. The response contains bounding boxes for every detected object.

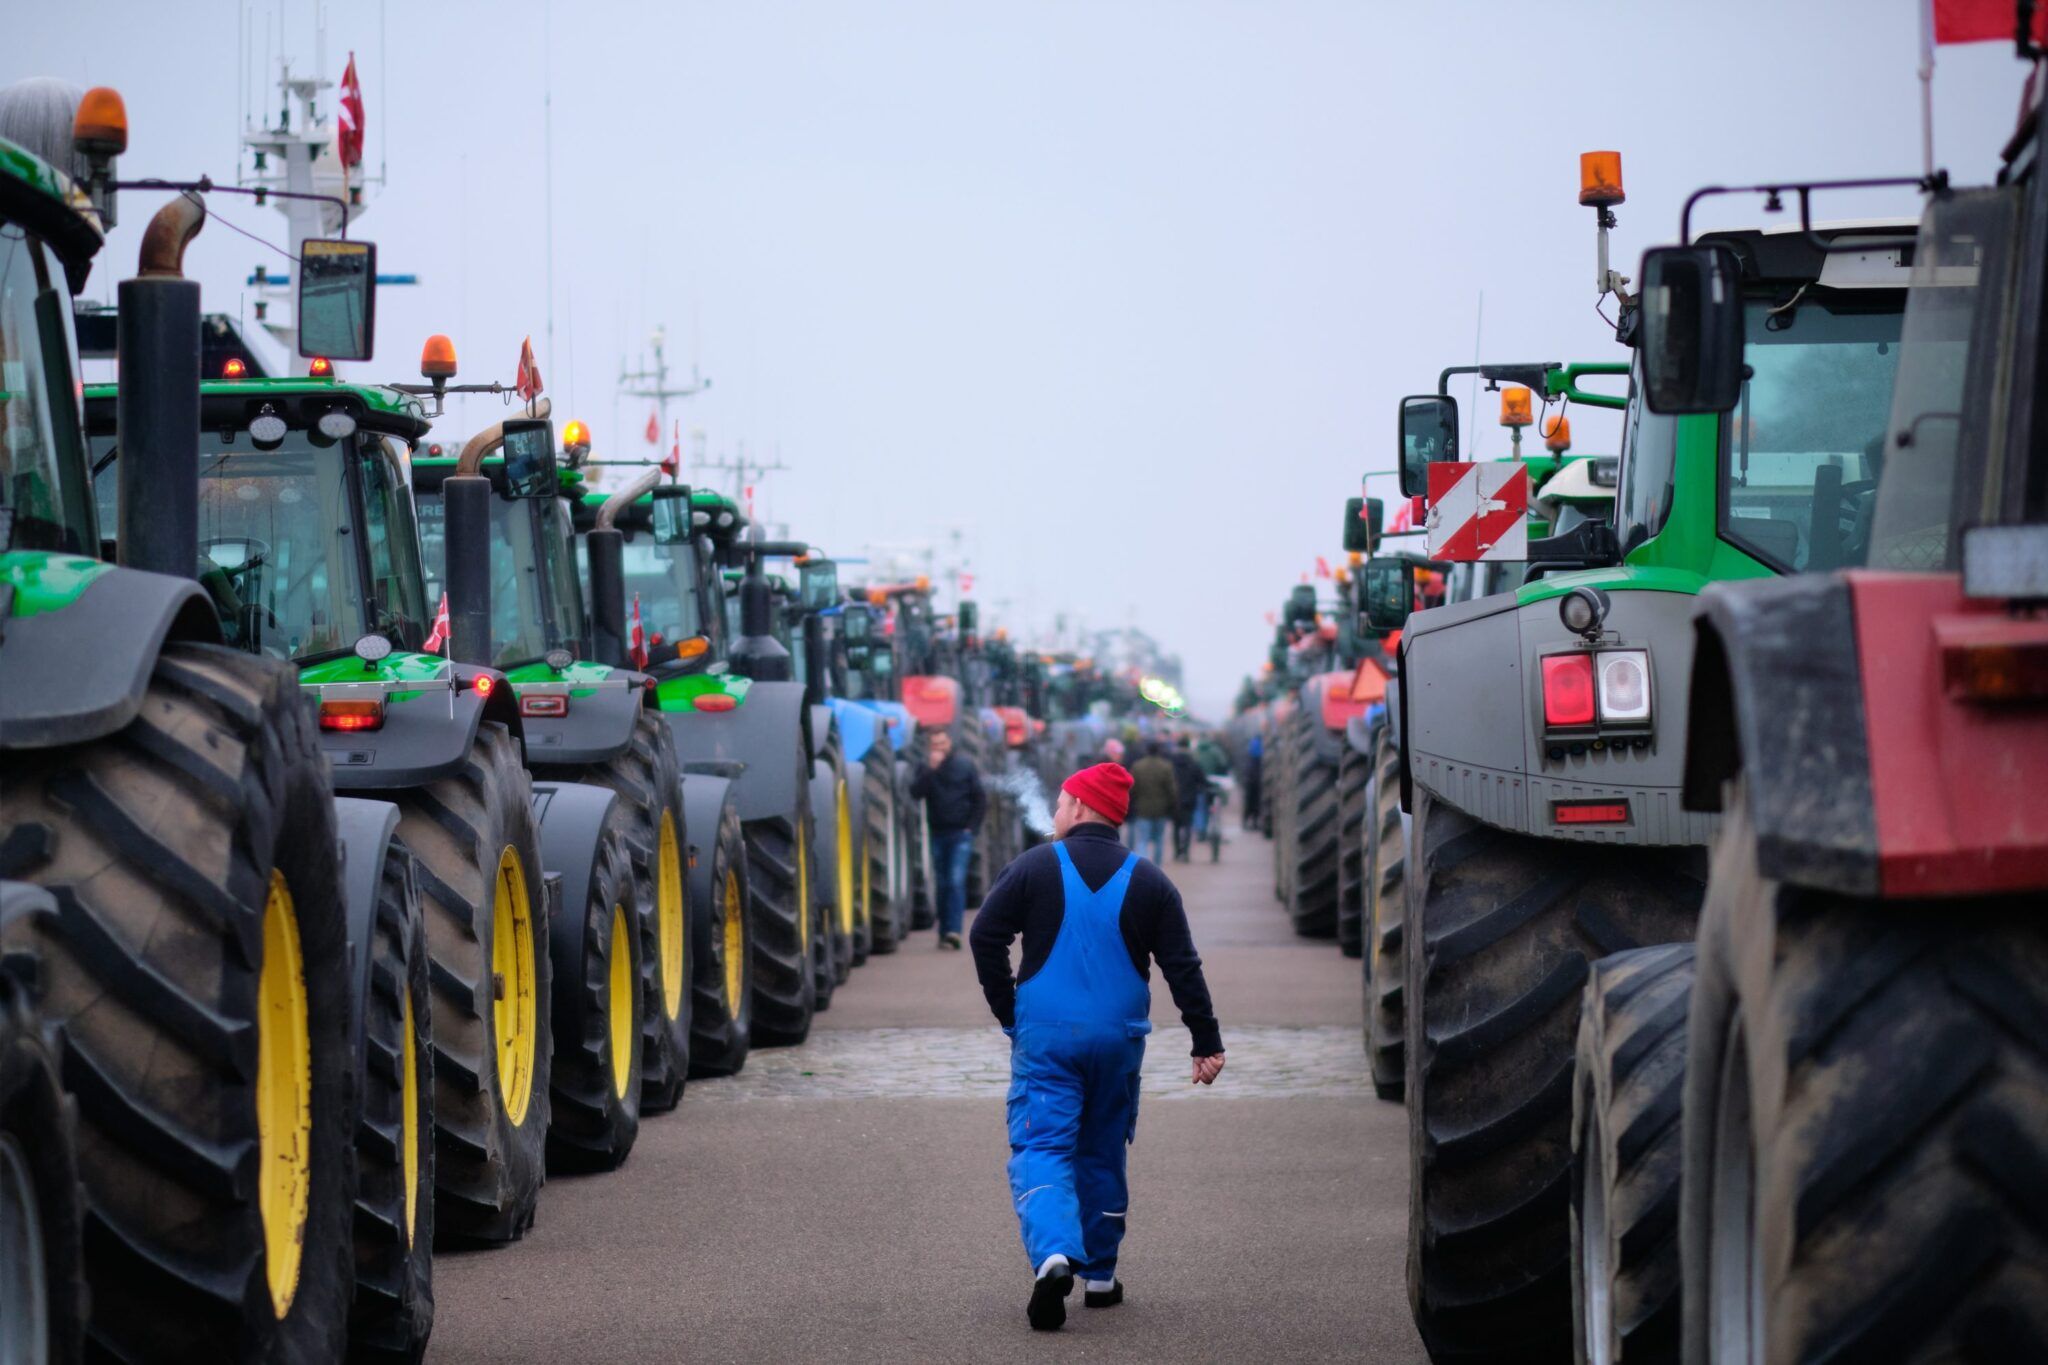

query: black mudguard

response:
[520,684,639,768]
[332,797,411,1060]
[808,704,837,765]
[324,662,524,791]
[808,764,841,910]
[679,772,738,942]
[1683,576,1879,896]
[532,781,623,1025]
[1384,676,1402,749]
[662,679,810,824]
[0,565,219,749]
[1300,678,1350,765]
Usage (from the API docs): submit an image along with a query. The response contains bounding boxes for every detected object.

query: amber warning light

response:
[1579,151,1624,208]
[72,86,128,156]
[1499,387,1534,428]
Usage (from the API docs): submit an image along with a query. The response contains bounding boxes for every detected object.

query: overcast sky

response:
[9,1,2033,715]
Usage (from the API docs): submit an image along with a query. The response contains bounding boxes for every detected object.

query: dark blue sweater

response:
[968,821,1223,1056]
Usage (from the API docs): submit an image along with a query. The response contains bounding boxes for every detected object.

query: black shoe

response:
[1028,1262,1075,1331]
[942,932,963,950]
[1084,1281,1123,1309]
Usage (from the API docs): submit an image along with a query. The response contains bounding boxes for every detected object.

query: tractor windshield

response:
[615,533,704,650]
[1866,188,2024,570]
[0,223,95,553]
[417,488,584,668]
[1720,295,1904,572]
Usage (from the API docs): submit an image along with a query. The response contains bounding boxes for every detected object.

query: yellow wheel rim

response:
[400,990,420,1248]
[256,870,311,1319]
[491,847,538,1127]
[656,810,685,1021]
[607,903,634,1100]
[722,868,745,1010]
[835,782,855,937]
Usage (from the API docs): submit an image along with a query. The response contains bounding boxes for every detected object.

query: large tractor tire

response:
[812,726,855,1001]
[1680,781,2048,1365]
[394,724,552,1246]
[1404,784,1702,1363]
[860,740,902,954]
[1571,943,1692,1365]
[747,745,821,1049]
[543,799,643,1174]
[536,712,691,1114]
[1335,736,1372,957]
[346,836,435,1362]
[1286,711,1340,939]
[1272,712,1300,903]
[0,643,355,1360]
[1365,726,1406,1102]
[903,751,937,933]
[0,888,87,1365]
[686,790,752,1078]
[843,764,874,966]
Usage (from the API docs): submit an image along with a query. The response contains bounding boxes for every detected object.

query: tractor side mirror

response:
[1639,245,1746,414]
[958,601,979,636]
[297,239,377,361]
[844,605,872,640]
[1398,394,1459,498]
[501,419,559,498]
[1342,496,1383,553]
[1285,583,1317,627]
[1363,557,1419,632]
[800,558,839,611]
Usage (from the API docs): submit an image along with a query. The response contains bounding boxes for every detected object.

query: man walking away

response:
[970,763,1225,1331]
[1167,736,1205,863]
[1241,733,1264,829]
[910,729,986,948]
[1127,742,1176,863]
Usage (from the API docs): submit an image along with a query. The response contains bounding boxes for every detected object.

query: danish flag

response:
[1425,462,1529,561]
[629,593,650,669]
[644,411,660,445]
[422,592,451,654]
[337,55,365,169]
[514,337,543,402]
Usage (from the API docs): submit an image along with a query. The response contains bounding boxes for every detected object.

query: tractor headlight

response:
[1595,649,1651,724]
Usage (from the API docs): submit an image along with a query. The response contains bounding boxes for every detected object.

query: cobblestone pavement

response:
[688,1025,1367,1100]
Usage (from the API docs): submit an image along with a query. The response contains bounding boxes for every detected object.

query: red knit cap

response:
[1062,763,1133,826]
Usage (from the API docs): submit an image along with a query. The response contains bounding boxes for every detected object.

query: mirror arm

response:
[1522,521,1621,582]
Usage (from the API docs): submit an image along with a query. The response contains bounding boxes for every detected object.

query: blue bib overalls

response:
[1005,844,1150,1280]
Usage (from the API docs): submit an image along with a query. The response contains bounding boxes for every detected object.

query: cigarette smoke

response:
[994,765,1055,837]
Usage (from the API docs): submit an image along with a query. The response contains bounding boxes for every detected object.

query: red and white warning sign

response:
[1426,462,1530,561]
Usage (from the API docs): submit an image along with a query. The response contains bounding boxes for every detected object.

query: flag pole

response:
[1919,0,1937,179]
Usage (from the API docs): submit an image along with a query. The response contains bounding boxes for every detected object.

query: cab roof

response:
[0,133,103,287]
[83,377,432,441]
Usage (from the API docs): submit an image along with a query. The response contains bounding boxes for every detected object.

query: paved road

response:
[428,825,1425,1363]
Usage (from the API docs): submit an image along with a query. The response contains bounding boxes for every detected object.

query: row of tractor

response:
[1233,30,2048,1364]
[0,84,1090,1364]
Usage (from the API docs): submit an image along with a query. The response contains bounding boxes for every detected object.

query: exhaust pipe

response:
[117,193,204,581]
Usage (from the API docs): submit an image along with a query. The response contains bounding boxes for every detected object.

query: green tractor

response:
[0,102,385,1358]
[408,416,699,1161]
[828,591,922,955]
[1369,156,1914,1360]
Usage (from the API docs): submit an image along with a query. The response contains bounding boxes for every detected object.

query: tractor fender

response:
[808,764,842,910]
[1297,678,1350,766]
[332,797,412,1062]
[827,698,886,764]
[871,701,916,753]
[661,678,809,823]
[809,704,838,765]
[1682,575,1879,896]
[1345,712,1377,757]
[531,780,624,1025]
[1384,675,1403,750]
[325,684,494,791]
[0,563,220,749]
[678,772,737,937]
[519,682,638,767]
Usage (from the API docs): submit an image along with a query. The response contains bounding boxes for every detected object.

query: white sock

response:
[1084,1279,1117,1292]
[1035,1254,1070,1280]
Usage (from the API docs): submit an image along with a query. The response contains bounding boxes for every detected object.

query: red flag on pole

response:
[629,593,650,669]
[644,411,659,445]
[338,54,366,169]
[661,421,678,477]
[422,592,451,654]
[514,338,543,402]
[1314,555,1333,579]
[1933,0,2047,43]
[959,572,975,595]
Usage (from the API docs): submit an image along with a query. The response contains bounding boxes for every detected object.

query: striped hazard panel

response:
[1425,462,1529,561]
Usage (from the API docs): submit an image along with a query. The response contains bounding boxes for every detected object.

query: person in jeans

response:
[910,728,987,949]
[1126,742,1177,863]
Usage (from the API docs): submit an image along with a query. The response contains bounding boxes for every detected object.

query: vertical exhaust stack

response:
[118,194,205,581]
[587,468,664,668]
[729,536,807,683]
[445,402,546,668]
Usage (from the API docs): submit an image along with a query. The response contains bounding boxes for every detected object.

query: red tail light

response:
[320,699,384,732]
[1555,800,1630,825]
[692,693,738,713]
[1541,653,1597,727]
[520,694,569,718]
[471,673,496,699]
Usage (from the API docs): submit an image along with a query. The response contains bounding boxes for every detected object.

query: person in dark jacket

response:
[1167,736,1206,862]
[909,728,986,948]
[970,762,1225,1331]
[1125,742,1177,863]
